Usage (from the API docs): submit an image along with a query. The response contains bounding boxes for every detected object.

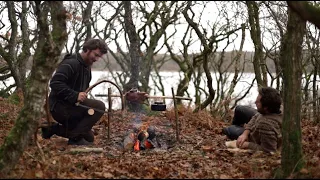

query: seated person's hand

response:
[237,141,249,149]
[236,134,247,148]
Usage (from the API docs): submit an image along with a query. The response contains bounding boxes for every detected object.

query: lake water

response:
[89,71,259,110]
[1,71,259,110]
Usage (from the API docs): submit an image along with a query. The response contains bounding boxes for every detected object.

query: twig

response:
[24,151,35,159]
[193,138,203,148]
[35,139,46,162]
[69,147,104,153]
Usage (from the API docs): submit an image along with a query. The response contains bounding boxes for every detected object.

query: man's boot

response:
[41,122,58,139]
[67,137,93,146]
[82,130,94,142]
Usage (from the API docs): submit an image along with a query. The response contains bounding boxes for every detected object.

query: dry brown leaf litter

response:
[0,98,320,178]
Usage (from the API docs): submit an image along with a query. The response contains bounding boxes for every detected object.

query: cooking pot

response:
[151,102,166,111]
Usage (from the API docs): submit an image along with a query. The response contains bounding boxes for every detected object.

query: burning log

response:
[123,131,136,150]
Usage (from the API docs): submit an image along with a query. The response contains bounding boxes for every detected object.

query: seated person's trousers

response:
[224,105,257,140]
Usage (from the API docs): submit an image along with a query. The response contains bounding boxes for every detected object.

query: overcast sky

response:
[0,1,270,55]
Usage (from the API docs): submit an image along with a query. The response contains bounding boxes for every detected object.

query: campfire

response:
[122,88,157,151]
[123,120,158,151]
[93,84,192,147]
[122,87,186,151]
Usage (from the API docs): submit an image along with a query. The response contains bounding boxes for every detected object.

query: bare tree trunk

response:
[18,2,31,95]
[246,1,267,87]
[0,1,67,176]
[64,1,94,54]
[278,6,306,178]
[123,1,140,92]
[312,67,318,122]
[182,2,215,112]
[263,1,286,91]
[305,28,320,122]
[227,24,246,98]
[137,1,183,93]
[0,1,32,97]
[164,23,200,105]
[83,1,93,42]
[194,66,203,106]
[287,1,320,30]
[287,1,320,124]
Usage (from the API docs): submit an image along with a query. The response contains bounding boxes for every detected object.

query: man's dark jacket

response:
[49,53,91,111]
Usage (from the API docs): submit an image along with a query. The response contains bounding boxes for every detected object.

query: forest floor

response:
[1,96,320,179]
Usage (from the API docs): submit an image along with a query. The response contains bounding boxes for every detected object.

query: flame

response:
[134,140,140,151]
[130,118,154,151]
[137,120,150,135]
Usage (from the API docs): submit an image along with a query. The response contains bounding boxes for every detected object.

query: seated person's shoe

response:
[82,130,94,142]
[222,127,229,136]
[41,126,55,139]
[222,127,232,139]
[68,137,93,146]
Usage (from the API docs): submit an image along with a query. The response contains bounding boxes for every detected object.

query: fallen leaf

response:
[219,174,230,179]
[300,168,309,174]
[202,145,214,152]
[35,170,43,178]
[22,170,35,179]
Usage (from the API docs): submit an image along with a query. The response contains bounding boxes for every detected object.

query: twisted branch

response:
[85,79,125,111]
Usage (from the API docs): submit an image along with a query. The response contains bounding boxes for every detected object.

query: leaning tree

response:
[0,1,67,176]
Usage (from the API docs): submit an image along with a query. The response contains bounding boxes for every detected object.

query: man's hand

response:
[77,92,87,102]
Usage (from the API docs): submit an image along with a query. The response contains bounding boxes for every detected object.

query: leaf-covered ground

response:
[1,97,320,179]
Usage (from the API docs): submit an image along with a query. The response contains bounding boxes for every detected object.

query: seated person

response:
[223,87,283,153]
